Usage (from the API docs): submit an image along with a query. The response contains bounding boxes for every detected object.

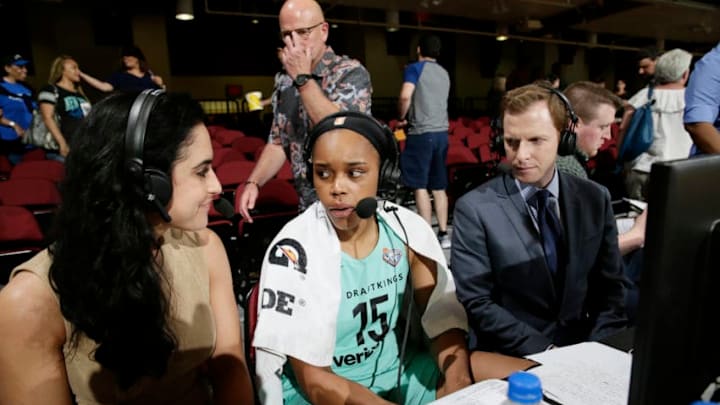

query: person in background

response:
[451,84,628,357]
[0,91,254,404]
[238,0,372,220]
[80,45,165,93]
[557,81,622,180]
[614,79,629,100]
[486,74,507,118]
[684,41,720,155]
[38,55,92,160]
[559,81,646,321]
[620,48,694,201]
[397,34,452,248]
[0,54,34,164]
[636,46,658,86]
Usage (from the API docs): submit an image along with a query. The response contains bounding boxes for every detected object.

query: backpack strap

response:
[0,81,35,114]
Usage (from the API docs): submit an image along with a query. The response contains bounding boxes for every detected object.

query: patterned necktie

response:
[531,189,564,275]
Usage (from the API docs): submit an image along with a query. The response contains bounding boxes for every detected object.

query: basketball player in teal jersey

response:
[253,111,534,404]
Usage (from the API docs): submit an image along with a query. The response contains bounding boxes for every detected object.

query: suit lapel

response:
[498,174,557,300]
[558,173,581,314]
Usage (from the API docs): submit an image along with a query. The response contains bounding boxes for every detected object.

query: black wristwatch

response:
[293,74,313,88]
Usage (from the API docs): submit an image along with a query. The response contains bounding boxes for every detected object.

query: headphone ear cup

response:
[143,168,173,207]
[557,129,577,157]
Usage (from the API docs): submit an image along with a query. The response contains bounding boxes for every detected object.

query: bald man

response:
[239,0,372,219]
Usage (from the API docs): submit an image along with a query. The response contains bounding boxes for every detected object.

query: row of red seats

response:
[0,156,64,284]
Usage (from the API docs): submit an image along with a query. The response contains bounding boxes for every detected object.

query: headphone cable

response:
[384,201,413,405]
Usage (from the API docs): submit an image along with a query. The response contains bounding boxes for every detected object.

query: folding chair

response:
[0,206,45,285]
[233,180,299,283]
[21,149,47,162]
[10,159,65,183]
[0,178,61,235]
[215,160,256,198]
[0,155,12,180]
[231,137,266,160]
[214,128,245,147]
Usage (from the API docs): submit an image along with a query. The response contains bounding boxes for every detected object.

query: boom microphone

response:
[213,197,235,219]
[355,197,378,219]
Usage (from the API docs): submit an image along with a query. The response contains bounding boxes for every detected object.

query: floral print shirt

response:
[269,46,372,210]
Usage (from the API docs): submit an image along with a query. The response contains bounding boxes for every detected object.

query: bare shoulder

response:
[195,228,225,258]
[0,271,66,345]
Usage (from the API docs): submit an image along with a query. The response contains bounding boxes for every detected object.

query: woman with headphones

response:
[0,91,254,404]
[253,111,534,404]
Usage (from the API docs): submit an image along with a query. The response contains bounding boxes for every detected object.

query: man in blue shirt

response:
[0,54,34,163]
[397,35,452,248]
[684,42,720,155]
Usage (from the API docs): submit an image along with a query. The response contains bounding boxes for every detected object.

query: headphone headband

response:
[304,111,400,198]
[305,110,397,165]
[124,89,173,222]
[125,89,166,173]
[491,84,578,157]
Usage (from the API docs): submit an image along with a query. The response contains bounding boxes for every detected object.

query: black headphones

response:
[491,86,578,157]
[125,89,173,222]
[303,111,400,193]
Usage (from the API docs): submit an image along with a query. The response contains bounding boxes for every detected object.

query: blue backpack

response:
[618,85,655,162]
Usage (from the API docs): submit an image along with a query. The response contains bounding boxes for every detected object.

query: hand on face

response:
[281,32,313,79]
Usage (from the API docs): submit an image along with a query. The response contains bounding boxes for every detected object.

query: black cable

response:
[384,200,414,405]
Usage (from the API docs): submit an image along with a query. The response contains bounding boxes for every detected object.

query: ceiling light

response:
[386,10,400,32]
[251,19,259,24]
[331,23,339,29]
[175,0,194,21]
[496,24,509,41]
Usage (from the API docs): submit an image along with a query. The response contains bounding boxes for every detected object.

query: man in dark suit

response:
[451,84,628,357]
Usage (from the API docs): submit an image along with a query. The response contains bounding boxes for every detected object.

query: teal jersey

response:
[282,217,410,402]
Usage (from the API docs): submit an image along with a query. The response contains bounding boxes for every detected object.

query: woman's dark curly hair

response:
[48,91,204,390]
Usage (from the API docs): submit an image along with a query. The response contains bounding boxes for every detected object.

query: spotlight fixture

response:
[496,24,509,41]
[175,0,194,21]
[251,19,259,24]
[386,10,399,32]
[331,23,339,29]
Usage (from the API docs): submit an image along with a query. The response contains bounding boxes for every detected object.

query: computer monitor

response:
[629,155,720,404]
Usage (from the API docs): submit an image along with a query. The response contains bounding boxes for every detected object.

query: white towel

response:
[252,200,468,368]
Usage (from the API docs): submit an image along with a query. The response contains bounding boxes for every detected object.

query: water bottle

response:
[501,371,543,405]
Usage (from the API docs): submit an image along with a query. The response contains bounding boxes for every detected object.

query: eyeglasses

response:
[280,21,325,41]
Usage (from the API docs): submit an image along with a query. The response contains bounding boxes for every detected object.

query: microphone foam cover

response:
[355,197,378,219]
[213,198,235,219]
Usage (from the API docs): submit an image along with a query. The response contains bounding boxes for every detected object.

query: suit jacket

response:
[451,171,628,356]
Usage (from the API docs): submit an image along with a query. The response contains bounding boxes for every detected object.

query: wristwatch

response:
[7,121,16,128]
[293,74,313,88]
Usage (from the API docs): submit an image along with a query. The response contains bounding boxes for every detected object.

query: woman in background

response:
[81,45,165,93]
[38,55,92,159]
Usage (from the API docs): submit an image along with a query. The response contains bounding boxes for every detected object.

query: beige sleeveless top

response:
[12,228,217,404]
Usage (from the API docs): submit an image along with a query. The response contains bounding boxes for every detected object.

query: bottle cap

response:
[508,371,543,404]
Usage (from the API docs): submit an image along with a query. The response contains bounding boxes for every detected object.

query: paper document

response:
[429,379,551,405]
[622,197,647,212]
[526,341,632,405]
[616,217,635,234]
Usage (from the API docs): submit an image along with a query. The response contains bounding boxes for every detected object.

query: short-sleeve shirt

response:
[0,80,34,141]
[281,217,410,403]
[107,71,161,92]
[402,61,449,135]
[38,84,91,144]
[269,46,372,210]
[684,42,720,156]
